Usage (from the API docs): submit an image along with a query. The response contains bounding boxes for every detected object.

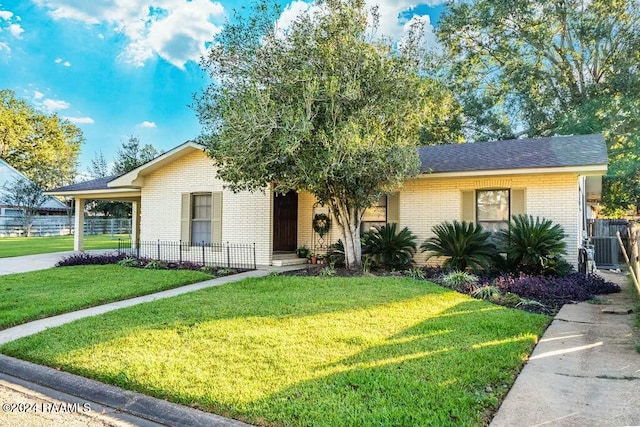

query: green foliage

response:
[328,239,346,267]
[420,221,495,272]
[498,215,567,275]
[144,260,168,270]
[196,0,462,268]
[439,271,479,293]
[117,258,139,268]
[86,137,160,217]
[112,136,159,175]
[318,266,337,277]
[472,285,502,301]
[362,223,417,270]
[0,89,83,188]
[437,0,640,212]
[405,267,426,280]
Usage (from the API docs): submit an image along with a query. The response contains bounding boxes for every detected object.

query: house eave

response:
[108,141,206,188]
[417,164,607,179]
[45,188,141,200]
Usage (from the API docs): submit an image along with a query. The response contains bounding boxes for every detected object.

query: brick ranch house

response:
[50,134,607,267]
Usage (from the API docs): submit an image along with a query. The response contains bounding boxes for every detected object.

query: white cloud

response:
[0,10,13,21]
[8,23,24,38]
[33,90,44,99]
[64,116,95,124]
[55,58,71,66]
[42,98,70,112]
[34,0,225,69]
[63,60,71,66]
[137,120,157,128]
[0,41,9,53]
[55,57,62,63]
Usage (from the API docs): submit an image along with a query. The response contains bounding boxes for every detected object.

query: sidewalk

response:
[490,270,640,426]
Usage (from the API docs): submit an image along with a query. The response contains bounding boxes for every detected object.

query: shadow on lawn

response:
[1,279,548,426]
[240,300,544,426]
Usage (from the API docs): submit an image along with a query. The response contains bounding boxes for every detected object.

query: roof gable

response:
[0,159,68,210]
[418,134,608,174]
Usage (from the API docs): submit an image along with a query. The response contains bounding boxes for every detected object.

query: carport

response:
[46,175,141,251]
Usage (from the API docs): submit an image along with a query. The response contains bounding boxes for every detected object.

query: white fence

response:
[0,216,132,237]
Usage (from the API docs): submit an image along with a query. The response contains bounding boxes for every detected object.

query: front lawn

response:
[1,276,550,426]
[0,265,211,329]
[0,234,129,258]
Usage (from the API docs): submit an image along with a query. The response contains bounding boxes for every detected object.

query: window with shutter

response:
[180,192,222,246]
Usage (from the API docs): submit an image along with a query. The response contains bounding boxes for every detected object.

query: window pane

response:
[192,194,212,220]
[477,190,509,222]
[362,206,386,222]
[191,220,211,244]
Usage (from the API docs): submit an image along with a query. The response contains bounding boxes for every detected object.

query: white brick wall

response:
[140,150,583,268]
[140,151,273,266]
[399,173,581,266]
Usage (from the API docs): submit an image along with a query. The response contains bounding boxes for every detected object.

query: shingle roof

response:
[418,134,607,173]
[52,175,121,192]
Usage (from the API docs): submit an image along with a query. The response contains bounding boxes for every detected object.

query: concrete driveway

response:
[0,250,115,275]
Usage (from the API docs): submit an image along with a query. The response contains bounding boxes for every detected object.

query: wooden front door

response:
[273,192,298,251]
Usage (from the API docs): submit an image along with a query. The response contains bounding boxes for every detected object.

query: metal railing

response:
[117,239,256,270]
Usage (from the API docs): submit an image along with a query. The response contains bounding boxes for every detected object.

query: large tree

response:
[112,135,159,175]
[437,0,640,214]
[86,138,160,218]
[1,177,47,237]
[196,0,461,268]
[0,89,83,189]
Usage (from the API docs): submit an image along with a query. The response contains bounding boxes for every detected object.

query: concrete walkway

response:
[491,270,640,426]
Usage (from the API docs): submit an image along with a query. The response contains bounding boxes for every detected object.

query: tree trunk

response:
[332,200,362,269]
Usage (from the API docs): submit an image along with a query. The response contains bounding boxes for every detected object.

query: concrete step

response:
[271,257,308,266]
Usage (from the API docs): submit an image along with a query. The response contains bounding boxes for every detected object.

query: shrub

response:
[439,271,479,293]
[328,240,346,267]
[405,267,426,280]
[492,272,620,309]
[420,221,495,272]
[318,266,337,277]
[472,285,501,301]
[117,257,139,268]
[144,260,168,270]
[363,223,418,270]
[498,214,567,275]
[56,252,128,267]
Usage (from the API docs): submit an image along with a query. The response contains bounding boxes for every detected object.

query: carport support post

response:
[74,198,85,251]
[131,200,140,249]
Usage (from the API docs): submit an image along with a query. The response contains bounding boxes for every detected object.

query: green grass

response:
[0,234,129,258]
[1,276,550,426]
[0,265,211,329]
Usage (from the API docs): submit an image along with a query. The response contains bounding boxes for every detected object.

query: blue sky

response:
[0,0,445,177]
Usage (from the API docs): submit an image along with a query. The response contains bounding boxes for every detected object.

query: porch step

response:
[272,257,308,266]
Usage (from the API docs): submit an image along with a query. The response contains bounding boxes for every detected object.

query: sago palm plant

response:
[498,214,566,275]
[420,221,495,272]
[362,223,418,270]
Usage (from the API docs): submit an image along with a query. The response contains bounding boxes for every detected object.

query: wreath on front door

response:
[312,213,331,237]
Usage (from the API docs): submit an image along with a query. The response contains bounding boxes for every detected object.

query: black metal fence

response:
[117,240,256,270]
